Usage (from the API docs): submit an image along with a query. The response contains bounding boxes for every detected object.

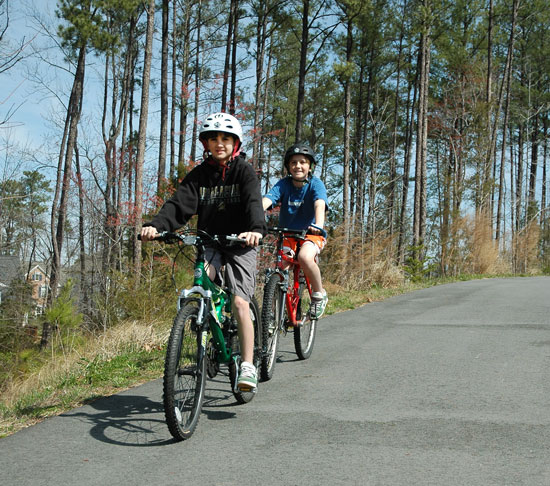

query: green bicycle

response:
[143,230,262,441]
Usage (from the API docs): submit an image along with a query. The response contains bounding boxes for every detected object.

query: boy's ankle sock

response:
[312,290,325,300]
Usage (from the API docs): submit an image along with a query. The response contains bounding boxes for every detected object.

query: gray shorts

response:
[204,245,258,302]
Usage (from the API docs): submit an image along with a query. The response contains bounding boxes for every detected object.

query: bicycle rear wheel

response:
[294,278,316,360]
[163,302,207,441]
[229,297,262,403]
[260,273,284,381]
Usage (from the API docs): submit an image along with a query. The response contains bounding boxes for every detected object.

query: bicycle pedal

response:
[237,384,257,393]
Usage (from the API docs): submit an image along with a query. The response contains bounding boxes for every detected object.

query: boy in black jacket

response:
[140,112,266,390]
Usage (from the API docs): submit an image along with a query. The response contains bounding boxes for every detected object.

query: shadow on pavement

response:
[61,393,176,447]
[60,375,248,447]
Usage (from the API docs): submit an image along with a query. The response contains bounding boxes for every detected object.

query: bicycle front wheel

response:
[260,273,284,381]
[294,278,316,360]
[163,302,207,441]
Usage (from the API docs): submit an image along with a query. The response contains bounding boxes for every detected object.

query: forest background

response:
[1,0,550,431]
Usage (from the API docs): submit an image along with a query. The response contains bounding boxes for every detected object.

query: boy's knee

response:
[298,249,317,266]
[232,295,249,311]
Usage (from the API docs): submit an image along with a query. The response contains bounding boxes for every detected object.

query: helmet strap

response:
[231,139,241,158]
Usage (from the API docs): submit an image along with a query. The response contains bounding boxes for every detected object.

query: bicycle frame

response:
[176,235,235,364]
[148,229,263,440]
[266,228,312,327]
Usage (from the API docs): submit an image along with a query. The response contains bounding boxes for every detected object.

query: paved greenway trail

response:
[2,277,550,486]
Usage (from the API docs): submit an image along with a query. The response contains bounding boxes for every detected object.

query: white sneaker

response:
[309,290,328,319]
[237,361,257,390]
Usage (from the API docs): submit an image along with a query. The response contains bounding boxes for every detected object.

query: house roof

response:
[0,255,22,286]
[27,263,49,277]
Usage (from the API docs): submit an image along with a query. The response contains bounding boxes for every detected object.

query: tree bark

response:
[229,0,239,115]
[295,0,309,142]
[252,0,268,169]
[158,0,169,192]
[169,0,177,181]
[221,0,235,112]
[413,10,431,255]
[496,0,518,242]
[190,0,202,163]
[177,0,192,177]
[43,45,86,348]
[133,0,155,282]
[342,17,352,246]
[398,41,418,264]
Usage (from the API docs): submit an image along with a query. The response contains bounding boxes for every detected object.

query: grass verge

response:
[0,274,507,438]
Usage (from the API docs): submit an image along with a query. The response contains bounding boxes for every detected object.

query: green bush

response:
[404,245,437,282]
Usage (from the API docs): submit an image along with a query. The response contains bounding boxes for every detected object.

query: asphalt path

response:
[2,277,550,485]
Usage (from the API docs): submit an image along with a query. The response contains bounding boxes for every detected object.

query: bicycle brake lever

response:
[225,234,247,245]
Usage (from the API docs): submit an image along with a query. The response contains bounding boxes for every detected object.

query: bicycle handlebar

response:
[268,226,327,238]
[138,230,250,246]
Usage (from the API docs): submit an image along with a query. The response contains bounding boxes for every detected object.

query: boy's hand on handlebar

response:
[238,231,263,247]
[308,223,327,237]
[140,226,159,242]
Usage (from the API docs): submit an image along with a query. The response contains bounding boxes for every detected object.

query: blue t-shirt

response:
[264,176,328,230]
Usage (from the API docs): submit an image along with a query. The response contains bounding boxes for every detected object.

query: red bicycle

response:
[260,227,323,381]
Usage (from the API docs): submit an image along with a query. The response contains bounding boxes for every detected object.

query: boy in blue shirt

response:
[262,143,329,319]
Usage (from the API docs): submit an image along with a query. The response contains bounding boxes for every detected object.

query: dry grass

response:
[321,226,405,290]
[1,319,170,412]
[443,214,511,276]
[513,221,541,274]
[466,215,507,274]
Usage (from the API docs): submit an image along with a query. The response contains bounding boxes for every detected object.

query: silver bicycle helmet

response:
[283,143,316,179]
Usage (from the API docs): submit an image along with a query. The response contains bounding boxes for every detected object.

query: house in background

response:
[0,256,50,312]
[0,255,21,306]
[26,264,50,312]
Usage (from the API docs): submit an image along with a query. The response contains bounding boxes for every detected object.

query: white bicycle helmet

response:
[199,112,243,151]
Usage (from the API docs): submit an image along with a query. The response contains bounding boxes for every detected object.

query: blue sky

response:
[3,1,59,146]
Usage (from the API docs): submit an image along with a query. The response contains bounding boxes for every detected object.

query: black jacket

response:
[145,153,267,237]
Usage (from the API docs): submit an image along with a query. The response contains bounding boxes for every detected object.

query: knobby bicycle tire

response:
[229,297,262,404]
[294,279,316,360]
[163,302,207,441]
[260,274,284,381]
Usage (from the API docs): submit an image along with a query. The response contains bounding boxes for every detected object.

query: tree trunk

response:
[389,19,404,243]
[342,17,352,246]
[133,0,155,283]
[190,1,202,163]
[496,0,518,242]
[541,114,548,228]
[354,54,365,236]
[229,0,239,115]
[252,0,268,169]
[221,0,235,112]
[295,0,309,142]
[259,43,273,183]
[413,12,431,255]
[177,0,192,177]
[169,0,177,181]
[528,111,539,220]
[397,47,417,264]
[43,45,86,349]
[516,124,524,233]
[158,0,169,192]
[74,144,88,315]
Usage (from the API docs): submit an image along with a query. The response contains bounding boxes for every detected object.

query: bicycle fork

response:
[194,298,209,377]
[266,268,289,334]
